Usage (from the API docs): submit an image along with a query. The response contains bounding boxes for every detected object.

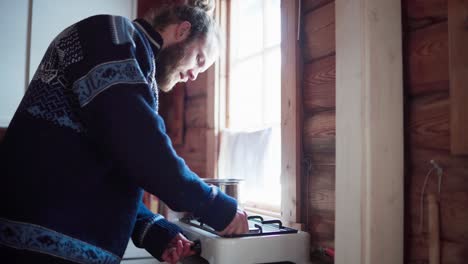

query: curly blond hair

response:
[188,0,215,14]
[144,0,215,21]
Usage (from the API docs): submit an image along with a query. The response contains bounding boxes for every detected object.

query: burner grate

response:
[180,215,298,238]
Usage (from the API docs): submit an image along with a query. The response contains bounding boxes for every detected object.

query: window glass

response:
[221,0,282,210]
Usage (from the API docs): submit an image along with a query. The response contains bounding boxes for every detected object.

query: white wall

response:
[0,0,29,127]
[30,0,137,79]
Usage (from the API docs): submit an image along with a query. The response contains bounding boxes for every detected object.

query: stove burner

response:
[180,215,298,238]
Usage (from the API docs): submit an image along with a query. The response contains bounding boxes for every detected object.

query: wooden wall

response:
[170,74,210,177]
[0,127,6,143]
[301,2,468,263]
[301,0,336,251]
[403,0,468,263]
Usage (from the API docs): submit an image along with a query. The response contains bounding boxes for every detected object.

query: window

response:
[212,0,300,221]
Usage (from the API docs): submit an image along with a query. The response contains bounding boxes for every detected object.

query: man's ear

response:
[175,21,192,42]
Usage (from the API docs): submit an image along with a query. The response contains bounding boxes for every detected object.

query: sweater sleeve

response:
[132,201,181,261]
[69,15,237,231]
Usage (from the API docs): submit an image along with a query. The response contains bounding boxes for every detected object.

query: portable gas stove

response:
[174,215,311,264]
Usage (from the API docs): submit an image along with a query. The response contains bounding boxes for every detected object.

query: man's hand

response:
[161,233,195,264]
[217,207,248,236]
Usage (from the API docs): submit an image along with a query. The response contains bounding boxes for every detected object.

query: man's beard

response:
[156,41,188,92]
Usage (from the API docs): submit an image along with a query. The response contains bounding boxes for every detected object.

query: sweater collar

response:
[133,18,164,56]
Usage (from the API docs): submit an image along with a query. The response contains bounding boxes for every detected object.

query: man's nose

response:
[188,69,199,81]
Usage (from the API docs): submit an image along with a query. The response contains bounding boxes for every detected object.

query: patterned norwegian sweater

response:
[0,15,237,263]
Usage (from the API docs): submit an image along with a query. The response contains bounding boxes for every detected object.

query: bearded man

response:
[0,5,247,264]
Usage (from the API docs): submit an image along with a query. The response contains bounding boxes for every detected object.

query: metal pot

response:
[202,178,243,200]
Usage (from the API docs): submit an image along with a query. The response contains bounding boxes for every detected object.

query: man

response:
[0,5,248,264]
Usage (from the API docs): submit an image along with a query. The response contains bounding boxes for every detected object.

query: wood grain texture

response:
[0,127,6,143]
[281,0,302,224]
[159,84,185,146]
[404,0,468,258]
[303,151,335,165]
[407,192,468,244]
[407,22,449,96]
[186,74,208,98]
[427,194,440,264]
[306,165,335,249]
[408,148,468,196]
[303,111,335,154]
[307,209,335,248]
[174,127,207,176]
[405,0,447,19]
[407,235,468,264]
[302,2,335,62]
[303,55,336,112]
[408,92,450,151]
[302,0,334,13]
[336,0,404,262]
[404,0,447,30]
[185,96,207,128]
[448,0,468,154]
[407,149,468,240]
[307,165,335,211]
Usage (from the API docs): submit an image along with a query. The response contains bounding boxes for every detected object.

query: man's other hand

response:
[161,233,195,264]
[217,207,248,236]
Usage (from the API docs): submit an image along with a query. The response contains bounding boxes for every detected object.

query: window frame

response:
[207,0,302,225]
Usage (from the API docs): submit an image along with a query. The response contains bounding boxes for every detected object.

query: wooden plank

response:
[281,0,301,225]
[308,209,335,248]
[335,0,404,263]
[0,127,6,143]
[307,164,335,212]
[186,73,207,98]
[408,148,468,195]
[404,0,447,30]
[302,0,334,13]
[303,55,336,112]
[407,22,449,96]
[304,151,335,165]
[408,92,449,151]
[440,192,468,243]
[407,236,468,264]
[159,84,185,146]
[303,2,335,62]
[405,0,447,19]
[205,0,227,180]
[177,128,206,161]
[303,111,335,154]
[427,194,440,264]
[205,62,217,179]
[448,0,468,155]
[406,149,468,252]
[407,191,468,244]
[407,191,468,240]
[185,96,207,128]
[175,128,207,177]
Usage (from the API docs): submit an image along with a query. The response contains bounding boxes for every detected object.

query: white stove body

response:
[174,220,311,264]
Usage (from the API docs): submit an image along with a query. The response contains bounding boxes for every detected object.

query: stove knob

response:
[190,239,202,255]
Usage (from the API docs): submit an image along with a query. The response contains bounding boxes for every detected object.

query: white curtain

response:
[218,127,278,204]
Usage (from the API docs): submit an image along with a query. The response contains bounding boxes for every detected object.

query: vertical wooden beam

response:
[206,0,229,179]
[281,0,302,225]
[335,0,404,263]
[448,0,468,155]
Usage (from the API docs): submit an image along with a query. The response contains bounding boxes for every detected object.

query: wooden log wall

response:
[0,127,6,143]
[301,0,336,250]
[171,73,210,177]
[403,0,468,263]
